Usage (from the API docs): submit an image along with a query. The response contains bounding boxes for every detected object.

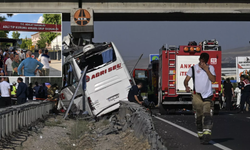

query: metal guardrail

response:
[0,101,53,140]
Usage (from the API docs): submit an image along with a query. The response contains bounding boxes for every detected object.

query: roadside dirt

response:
[15,114,150,150]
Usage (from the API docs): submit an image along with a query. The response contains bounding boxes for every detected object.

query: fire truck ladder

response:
[168,46,177,96]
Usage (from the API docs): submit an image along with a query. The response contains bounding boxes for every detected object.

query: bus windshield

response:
[78,46,117,72]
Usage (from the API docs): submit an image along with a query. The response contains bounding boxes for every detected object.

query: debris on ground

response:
[15,114,150,150]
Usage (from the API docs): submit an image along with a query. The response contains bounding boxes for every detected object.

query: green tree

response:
[0,16,9,38]
[26,39,32,49]
[12,31,20,39]
[36,35,47,49]
[20,39,27,49]
[41,14,61,45]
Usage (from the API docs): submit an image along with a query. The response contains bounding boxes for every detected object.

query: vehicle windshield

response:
[78,46,117,72]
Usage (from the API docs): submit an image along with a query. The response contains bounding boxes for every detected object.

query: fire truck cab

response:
[158,40,221,114]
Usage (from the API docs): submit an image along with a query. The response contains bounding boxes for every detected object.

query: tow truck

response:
[158,40,221,114]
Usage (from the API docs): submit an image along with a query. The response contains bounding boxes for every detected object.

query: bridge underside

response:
[0,2,250,21]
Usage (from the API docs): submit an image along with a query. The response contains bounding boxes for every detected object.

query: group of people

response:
[0,78,57,108]
[222,75,250,113]
[0,77,27,107]
[0,48,51,76]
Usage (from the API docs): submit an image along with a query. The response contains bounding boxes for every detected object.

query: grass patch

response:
[70,120,89,140]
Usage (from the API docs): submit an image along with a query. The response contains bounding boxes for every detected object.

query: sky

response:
[93,21,250,60]
[0,13,44,39]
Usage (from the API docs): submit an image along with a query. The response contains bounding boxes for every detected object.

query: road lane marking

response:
[153,115,232,150]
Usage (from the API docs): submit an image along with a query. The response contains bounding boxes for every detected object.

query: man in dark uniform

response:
[239,75,250,113]
[128,83,143,105]
[223,78,234,111]
[16,77,27,104]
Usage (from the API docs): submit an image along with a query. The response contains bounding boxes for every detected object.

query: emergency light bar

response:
[183,46,201,53]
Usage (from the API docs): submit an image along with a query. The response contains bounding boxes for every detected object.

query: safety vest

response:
[11,86,16,95]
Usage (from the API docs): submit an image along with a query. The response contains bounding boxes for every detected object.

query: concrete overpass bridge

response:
[0,0,250,21]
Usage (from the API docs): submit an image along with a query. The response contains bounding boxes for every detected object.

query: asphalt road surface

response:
[152,110,250,150]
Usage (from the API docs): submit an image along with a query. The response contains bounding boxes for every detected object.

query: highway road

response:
[152,111,250,150]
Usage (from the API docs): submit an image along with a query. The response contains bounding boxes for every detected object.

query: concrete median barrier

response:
[0,101,53,140]
[118,101,167,150]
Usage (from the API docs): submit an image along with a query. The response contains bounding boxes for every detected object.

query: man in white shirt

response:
[37,49,43,62]
[184,53,216,144]
[5,53,14,76]
[19,50,25,61]
[0,77,11,107]
[41,50,51,76]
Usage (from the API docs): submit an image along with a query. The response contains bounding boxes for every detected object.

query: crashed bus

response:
[59,34,133,117]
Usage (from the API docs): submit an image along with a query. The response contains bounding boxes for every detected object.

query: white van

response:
[60,42,133,117]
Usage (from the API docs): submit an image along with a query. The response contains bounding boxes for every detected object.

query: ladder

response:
[167,46,177,96]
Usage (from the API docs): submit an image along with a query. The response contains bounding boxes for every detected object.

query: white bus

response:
[60,42,134,117]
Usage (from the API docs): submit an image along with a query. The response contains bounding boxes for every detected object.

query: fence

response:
[0,101,53,140]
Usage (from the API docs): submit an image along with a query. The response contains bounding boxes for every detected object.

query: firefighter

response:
[239,75,250,113]
[184,53,216,144]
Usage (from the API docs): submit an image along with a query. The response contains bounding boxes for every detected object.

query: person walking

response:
[239,75,250,113]
[27,83,33,100]
[12,54,21,76]
[184,53,216,144]
[19,50,25,61]
[16,77,27,104]
[17,51,43,76]
[223,78,235,111]
[40,50,51,76]
[5,53,14,76]
[0,77,11,107]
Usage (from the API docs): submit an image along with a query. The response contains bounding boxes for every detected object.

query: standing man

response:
[19,50,25,61]
[5,53,14,76]
[40,50,51,76]
[11,81,17,98]
[223,78,234,111]
[37,49,43,62]
[127,82,143,105]
[17,51,43,76]
[12,55,21,76]
[16,78,27,104]
[239,75,250,113]
[184,53,216,144]
[0,77,11,107]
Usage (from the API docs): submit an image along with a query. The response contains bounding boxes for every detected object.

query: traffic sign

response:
[149,54,159,62]
[74,9,91,26]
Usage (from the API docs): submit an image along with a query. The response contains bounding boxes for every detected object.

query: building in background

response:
[31,32,51,49]
[51,35,62,50]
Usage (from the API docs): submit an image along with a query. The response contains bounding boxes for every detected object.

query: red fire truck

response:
[158,40,221,114]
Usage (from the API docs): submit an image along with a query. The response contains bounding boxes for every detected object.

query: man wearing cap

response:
[17,51,43,76]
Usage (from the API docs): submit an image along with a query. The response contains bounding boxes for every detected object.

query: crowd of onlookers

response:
[0,48,51,76]
[0,78,55,108]
[221,75,250,113]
